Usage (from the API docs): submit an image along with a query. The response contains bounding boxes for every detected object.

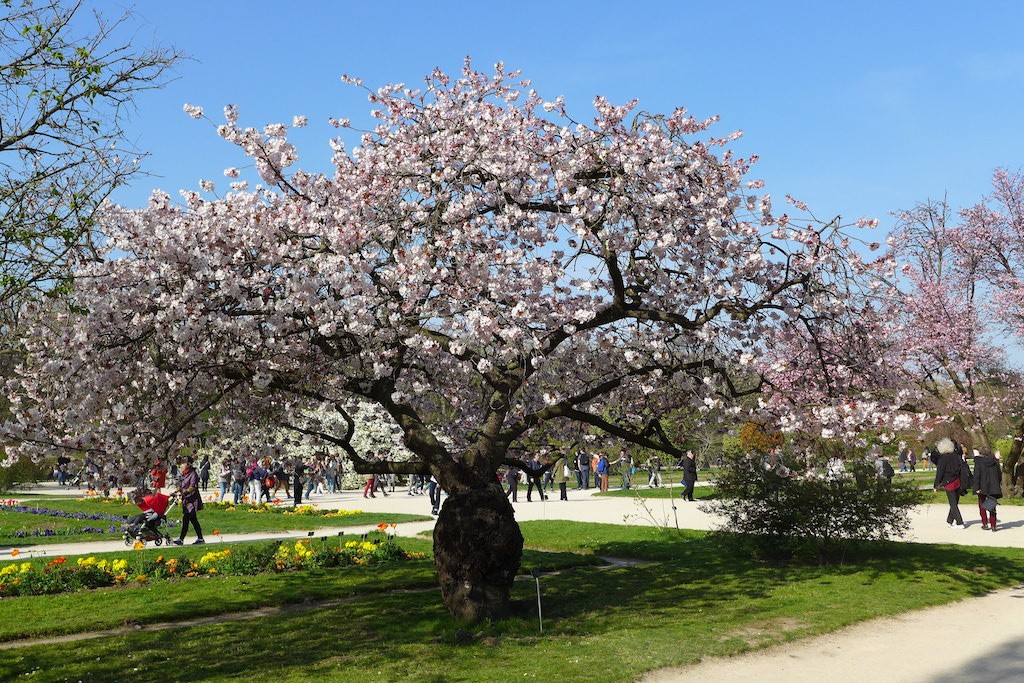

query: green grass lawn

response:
[595,484,717,500]
[0,496,431,546]
[3,521,1024,682]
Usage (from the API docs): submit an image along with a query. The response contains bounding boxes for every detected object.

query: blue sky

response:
[111,0,1024,236]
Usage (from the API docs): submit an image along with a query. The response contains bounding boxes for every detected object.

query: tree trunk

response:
[432,485,524,622]
[1003,418,1024,498]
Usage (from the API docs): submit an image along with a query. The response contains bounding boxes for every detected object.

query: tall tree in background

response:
[0,0,180,339]
[887,198,1019,450]
[956,169,1024,491]
[7,62,887,621]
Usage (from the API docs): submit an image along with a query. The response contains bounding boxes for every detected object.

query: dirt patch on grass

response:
[723,617,809,648]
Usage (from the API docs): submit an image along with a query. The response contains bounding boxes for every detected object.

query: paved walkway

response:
[5,482,1024,681]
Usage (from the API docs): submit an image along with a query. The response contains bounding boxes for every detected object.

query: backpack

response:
[959,460,974,490]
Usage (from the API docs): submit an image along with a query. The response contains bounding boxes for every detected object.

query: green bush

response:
[720,434,743,462]
[0,455,51,492]
[706,450,925,563]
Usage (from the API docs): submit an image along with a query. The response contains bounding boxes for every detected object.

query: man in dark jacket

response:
[681,450,698,502]
[973,447,1002,531]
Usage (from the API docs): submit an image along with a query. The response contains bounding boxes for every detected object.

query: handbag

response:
[982,496,998,512]
[563,463,572,478]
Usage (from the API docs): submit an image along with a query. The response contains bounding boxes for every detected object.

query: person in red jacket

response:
[150,460,168,492]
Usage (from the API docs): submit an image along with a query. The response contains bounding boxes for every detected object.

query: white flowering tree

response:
[7,62,884,621]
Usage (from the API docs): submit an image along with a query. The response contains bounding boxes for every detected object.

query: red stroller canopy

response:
[138,492,170,516]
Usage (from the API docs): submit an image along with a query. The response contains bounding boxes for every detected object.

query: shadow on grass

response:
[5,525,1024,682]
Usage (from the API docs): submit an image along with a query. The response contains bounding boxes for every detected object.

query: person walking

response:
[292,458,308,507]
[230,458,245,504]
[526,454,546,502]
[681,450,698,502]
[552,454,569,501]
[933,437,966,529]
[614,450,632,489]
[427,474,442,515]
[504,467,520,502]
[973,446,1002,531]
[362,453,378,498]
[198,455,211,491]
[150,460,167,492]
[216,458,231,502]
[173,457,205,545]
[647,455,662,487]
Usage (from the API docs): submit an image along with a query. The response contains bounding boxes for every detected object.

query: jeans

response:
[218,481,228,502]
[428,481,441,513]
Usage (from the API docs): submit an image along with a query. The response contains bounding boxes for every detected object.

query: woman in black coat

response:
[680,450,698,502]
[933,438,965,529]
[973,447,1002,531]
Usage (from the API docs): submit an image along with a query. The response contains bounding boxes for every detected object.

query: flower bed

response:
[0,530,423,598]
[0,502,148,539]
[200,501,364,517]
[0,502,131,524]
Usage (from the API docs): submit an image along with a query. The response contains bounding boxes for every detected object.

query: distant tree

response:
[0,0,181,335]
[737,420,784,455]
[7,62,887,621]
[955,169,1024,492]
[887,197,1020,450]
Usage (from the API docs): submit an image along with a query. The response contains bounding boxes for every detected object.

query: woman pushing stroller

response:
[172,456,206,545]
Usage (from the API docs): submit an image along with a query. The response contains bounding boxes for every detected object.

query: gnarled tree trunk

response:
[432,485,523,622]
[1003,418,1024,498]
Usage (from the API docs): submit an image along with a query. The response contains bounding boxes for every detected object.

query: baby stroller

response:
[122,491,176,547]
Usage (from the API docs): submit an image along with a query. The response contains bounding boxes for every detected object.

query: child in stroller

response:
[123,487,174,546]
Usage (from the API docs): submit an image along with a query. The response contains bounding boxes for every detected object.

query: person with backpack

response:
[576,451,590,490]
[875,451,895,482]
[680,450,698,501]
[933,438,966,530]
[552,454,570,501]
[973,446,1002,532]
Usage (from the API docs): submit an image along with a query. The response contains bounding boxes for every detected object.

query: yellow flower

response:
[19,562,32,574]
[112,559,128,573]
[133,541,145,550]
